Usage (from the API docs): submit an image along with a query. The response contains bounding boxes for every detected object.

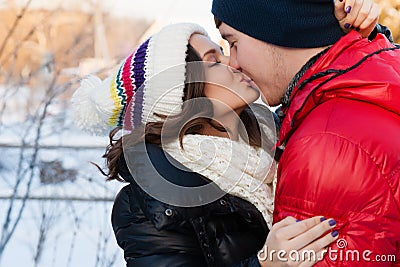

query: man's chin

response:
[260,94,279,107]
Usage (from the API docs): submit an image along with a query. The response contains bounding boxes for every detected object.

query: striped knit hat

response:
[71,23,208,135]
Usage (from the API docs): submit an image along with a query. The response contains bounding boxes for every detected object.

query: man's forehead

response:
[218,23,236,39]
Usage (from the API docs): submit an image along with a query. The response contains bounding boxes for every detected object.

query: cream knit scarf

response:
[163,134,276,229]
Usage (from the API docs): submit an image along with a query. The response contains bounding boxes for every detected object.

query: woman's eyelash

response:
[210,61,221,67]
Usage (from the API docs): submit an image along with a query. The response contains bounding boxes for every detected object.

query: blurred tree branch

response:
[378,0,400,42]
[0,0,33,59]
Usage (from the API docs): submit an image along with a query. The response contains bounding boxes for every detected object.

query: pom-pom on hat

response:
[71,23,208,135]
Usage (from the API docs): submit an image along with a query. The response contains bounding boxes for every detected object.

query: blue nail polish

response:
[344,23,351,29]
[339,0,343,2]
[329,219,336,226]
[296,219,302,222]
[331,230,339,237]
[320,217,326,222]
[345,6,352,13]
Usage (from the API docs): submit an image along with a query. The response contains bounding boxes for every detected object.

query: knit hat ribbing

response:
[71,23,208,135]
[212,0,345,48]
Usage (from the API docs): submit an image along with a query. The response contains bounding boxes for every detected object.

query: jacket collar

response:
[277,31,400,147]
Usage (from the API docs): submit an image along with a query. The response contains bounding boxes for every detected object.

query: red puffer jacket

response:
[274,31,400,266]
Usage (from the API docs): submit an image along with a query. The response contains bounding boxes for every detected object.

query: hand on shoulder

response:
[334,0,380,38]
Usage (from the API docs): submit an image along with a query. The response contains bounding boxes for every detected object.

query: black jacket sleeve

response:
[369,23,394,43]
[112,185,206,267]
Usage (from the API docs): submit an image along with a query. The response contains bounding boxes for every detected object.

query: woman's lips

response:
[241,77,257,88]
[240,77,251,83]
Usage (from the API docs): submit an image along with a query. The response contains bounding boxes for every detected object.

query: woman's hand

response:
[334,0,380,38]
[258,216,338,267]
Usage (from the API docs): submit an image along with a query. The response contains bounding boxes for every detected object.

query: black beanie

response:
[212,0,345,48]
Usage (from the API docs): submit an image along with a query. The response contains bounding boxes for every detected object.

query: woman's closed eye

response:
[207,55,221,67]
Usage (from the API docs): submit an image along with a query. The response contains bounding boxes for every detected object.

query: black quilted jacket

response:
[111,143,269,267]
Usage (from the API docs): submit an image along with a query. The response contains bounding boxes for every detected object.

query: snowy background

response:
[0,107,126,266]
[0,0,220,266]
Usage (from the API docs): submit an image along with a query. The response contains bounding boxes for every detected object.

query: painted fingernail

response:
[329,219,337,226]
[339,0,343,2]
[331,230,339,237]
[345,6,352,13]
[320,217,327,222]
[344,23,351,29]
[296,219,302,222]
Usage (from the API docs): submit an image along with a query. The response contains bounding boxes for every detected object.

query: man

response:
[212,0,399,266]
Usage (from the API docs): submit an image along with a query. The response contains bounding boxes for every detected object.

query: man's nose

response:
[229,56,241,71]
[220,55,241,73]
[220,55,230,66]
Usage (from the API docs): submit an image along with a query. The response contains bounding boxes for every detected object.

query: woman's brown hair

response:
[100,43,275,182]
